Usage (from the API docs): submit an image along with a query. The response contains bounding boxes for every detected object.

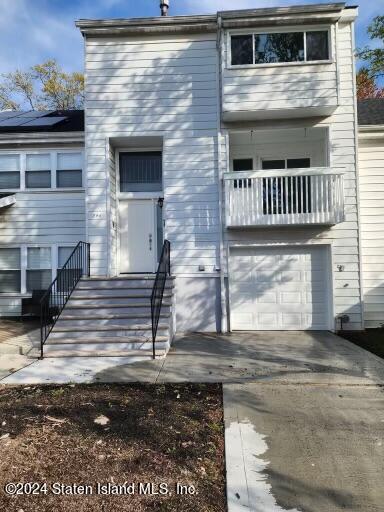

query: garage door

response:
[229,246,330,330]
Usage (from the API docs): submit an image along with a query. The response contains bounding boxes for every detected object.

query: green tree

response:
[0,59,84,111]
[357,15,384,80]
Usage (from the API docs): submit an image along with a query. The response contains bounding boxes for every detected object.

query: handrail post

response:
[151,240,171,360]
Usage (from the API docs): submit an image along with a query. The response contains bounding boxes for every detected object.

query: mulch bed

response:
[340,329,384,360]
[0,383,226,512]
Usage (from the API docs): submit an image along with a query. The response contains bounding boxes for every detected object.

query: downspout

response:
[216,13,228,332]
[351,18,365,329]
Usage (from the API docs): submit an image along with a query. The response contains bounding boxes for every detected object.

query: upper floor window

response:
[57,153,83,188]
[230,30,329,66]
[26,154,51,189]
[0,155,20,189]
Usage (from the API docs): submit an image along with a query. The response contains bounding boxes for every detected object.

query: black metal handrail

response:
[150,240,171,359]
[40,241,90,358]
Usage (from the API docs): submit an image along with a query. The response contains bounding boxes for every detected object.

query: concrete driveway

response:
[2,330,384,511]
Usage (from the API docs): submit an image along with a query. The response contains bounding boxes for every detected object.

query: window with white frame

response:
[26,154,51,189]
[57,153,82,188]
[0,154,20,189]
[0,248,21,293]
[26,247,52,292]
[230,30,329,66]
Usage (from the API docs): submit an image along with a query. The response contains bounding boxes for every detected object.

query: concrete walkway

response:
[1,331,384,511]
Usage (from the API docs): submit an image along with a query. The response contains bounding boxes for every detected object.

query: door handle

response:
[149,234,153,251]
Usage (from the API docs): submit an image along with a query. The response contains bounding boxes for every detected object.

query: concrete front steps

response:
[43,275,175,358]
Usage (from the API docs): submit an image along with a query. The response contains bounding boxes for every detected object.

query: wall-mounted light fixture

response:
[157,197,164,209]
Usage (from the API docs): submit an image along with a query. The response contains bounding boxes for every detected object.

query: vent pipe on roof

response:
[160,0,169,16]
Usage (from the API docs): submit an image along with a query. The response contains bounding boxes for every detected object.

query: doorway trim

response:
[115,148,164,275]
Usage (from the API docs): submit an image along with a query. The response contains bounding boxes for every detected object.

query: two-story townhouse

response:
[0,2,362,357]
[75,2,361,339]
[0,111,85,316]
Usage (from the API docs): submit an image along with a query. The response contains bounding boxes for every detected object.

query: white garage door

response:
[229,246,330,330]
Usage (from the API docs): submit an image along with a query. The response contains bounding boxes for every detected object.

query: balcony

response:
[224,168,344,228]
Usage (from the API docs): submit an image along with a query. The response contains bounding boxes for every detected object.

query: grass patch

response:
[0,383,225,511]
[340,329,384,360]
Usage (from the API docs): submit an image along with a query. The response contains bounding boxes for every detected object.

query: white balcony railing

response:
[224,168,344,228]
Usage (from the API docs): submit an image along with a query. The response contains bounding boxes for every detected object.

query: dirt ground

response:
[340,329,384,360]
[0,383,225,512]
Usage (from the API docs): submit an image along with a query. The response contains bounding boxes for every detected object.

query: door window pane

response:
[255,33,304,63]
[26,247,51,292]
[306,31,329,61]
[0,248,21,293]
[26,154,51,189]
[231,35,253,65]
[57,153,82,188]
[119,152,162,192]
[0,155,20,189]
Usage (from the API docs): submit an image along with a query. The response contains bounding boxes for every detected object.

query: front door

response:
[119,200,155,273]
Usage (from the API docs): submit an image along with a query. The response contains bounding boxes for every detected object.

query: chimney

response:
[160,0,169,16]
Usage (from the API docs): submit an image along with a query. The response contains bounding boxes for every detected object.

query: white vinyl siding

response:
[358,136,384,328]
[223,20,362,330]
[85,33,220,275]
[222,26,338,119]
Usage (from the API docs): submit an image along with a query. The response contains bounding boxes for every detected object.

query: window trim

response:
[0,149,84,193]
[0,244,80,296]
[227,26,332,69]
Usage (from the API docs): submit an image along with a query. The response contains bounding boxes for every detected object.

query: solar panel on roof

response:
[16,111,52,118]
[0,111,21,120]
[0,117,30,127]
[22,116,66,127]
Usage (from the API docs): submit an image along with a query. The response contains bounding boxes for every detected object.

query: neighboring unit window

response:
[0,248,21,293]
[26,247,51,292]
[26,154,51,188]
[231,35,253,65]
[119,152,162,192]
[255,32,304,64]
[230,30,329,65]
[57,153,83,188]
[0,155,20,189]
[306,31,329,61]
[57,246,76,291]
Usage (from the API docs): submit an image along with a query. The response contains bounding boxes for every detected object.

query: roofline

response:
[76,3,351,36]
[0,131,84,146]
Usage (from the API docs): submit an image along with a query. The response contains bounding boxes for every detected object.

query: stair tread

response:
[46,336,168,345]
[59,313,170,320]
[44,350,166,358]
[52,324,169,332]
[65,303,171,309]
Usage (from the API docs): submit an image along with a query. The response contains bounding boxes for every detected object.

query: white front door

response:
[229,246,331,330]
[119,200,155,273]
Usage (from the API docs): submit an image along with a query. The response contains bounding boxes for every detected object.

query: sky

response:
[0,0,382,74]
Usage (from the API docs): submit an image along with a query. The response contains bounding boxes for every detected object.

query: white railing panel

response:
[224,168,344,228]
